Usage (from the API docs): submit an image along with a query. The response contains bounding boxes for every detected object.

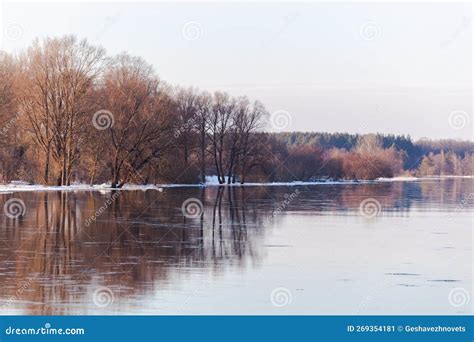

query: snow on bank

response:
[0,181,362,192]
[0,176,471,193]
[377,175,473,182]
[204,175,369,186]
[376,176,419,182]
[0,183,171,193]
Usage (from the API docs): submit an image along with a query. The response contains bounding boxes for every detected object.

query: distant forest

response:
[270,132,473,181]
[0,36,472,187]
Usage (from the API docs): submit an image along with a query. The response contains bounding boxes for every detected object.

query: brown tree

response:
[17,36,106,185]
[96,53,175,188]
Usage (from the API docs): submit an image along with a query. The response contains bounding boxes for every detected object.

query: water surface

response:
[0,178,472,315]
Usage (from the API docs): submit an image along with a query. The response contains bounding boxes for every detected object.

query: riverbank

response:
[0,176,471,192]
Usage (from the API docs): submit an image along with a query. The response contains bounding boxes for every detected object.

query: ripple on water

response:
[0,179,471,315]
[397,284,419,287]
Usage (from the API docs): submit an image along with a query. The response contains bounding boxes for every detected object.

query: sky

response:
[0,1,472,140]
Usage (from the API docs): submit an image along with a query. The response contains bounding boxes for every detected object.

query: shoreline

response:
[0,176,471,193]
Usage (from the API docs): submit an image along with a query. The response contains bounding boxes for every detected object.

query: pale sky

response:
[1,1,472,140]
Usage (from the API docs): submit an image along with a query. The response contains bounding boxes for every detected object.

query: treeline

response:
[417,151,473,176]
[0,36,268,186]
[274,132,474,170]
[0,36,472,187]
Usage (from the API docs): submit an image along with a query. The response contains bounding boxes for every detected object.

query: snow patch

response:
[376,177,418,182]
[0,176,470,193]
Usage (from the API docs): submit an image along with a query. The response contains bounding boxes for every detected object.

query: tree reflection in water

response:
[0,187,268,314]
[0,178,471,314]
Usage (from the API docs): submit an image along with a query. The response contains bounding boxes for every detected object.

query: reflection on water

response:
[0,178,472,315]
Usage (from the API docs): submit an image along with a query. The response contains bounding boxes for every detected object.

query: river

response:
[0,178,472,315]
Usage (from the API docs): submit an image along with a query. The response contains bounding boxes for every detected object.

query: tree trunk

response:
[212,137,223,184]
[200,124,206,183]
[184,134,188,167]
[89,155,99,185]
[44,148,50,185]
[111,166,120,188]
[62,152,67,186]
[232,154,239,184]
[227,149,234,185]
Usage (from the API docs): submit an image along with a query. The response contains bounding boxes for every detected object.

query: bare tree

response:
[207,92,236,184]
[174,86,200,167]
[195,92,212,183]
[2,34,471,187]
[234,98,267,184]
[0,52,22,182]
[18,36,106,185]
[97,53,175,188]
